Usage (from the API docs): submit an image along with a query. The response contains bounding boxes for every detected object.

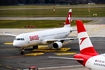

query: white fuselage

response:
[85,54,105,70]
[13,27,72,48]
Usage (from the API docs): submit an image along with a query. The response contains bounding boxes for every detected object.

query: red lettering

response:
[29,35,39,41]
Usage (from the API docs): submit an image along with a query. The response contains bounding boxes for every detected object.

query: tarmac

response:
[0,24,105,70]
[1,36,105,70]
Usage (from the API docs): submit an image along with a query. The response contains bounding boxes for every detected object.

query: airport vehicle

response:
[49,20,105,70]
[4,9,76,54]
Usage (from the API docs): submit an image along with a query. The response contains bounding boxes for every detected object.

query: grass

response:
[0,7,105,17]
[0,20,91,28]
[0,4,105,8]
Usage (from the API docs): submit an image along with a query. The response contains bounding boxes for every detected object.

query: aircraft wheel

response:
[21,51,24,55]
[61,40,64,43]
[33,45,38,49]
[21,48,25,55]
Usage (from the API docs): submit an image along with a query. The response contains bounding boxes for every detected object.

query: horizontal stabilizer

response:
[48,56,84,61]
[71,29,77,31]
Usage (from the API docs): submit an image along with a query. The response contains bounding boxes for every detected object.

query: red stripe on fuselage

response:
[74,47,98,66]
[74,54,91,66]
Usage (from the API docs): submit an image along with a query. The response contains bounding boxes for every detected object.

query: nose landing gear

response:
[20,45,38,55]
[21,48,25,55]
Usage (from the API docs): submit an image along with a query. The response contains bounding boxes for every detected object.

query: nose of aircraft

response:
[13,40,21,48]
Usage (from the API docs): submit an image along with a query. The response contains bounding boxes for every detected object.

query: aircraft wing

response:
[3,32,17,36]
[48,56,84,61]
[44,38,77,44]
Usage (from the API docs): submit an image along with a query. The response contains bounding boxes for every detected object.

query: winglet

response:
[3,32,17,36]
[76,20,98,55]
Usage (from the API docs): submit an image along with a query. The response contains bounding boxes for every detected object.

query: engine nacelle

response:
[52,42,63,49]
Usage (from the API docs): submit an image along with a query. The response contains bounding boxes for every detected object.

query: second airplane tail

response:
[64,9,72,28]
[76,20,98,56]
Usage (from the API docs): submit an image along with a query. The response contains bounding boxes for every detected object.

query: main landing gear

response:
[33,45,38,49]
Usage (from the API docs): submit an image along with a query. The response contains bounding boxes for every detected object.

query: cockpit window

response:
[15,38,25,40]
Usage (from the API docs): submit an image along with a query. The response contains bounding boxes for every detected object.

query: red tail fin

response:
[64,9,72,28]
[76,20,98,56]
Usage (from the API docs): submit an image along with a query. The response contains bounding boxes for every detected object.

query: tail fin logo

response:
[68,14,71,22]
[80,37,87,45]
[64,9,72,28]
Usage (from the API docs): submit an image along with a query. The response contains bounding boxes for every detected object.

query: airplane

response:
[4,9,76,55]
[49,20,105,70]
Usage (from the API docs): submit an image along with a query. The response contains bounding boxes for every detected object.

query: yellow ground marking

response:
[25,45,48,49]
[6,66,12,69]
[24,52,44,56]
[92,19,102,24]
[17,69,21,70]
[0,64,1,66]
[55,52,76,56]
[38,45,48,49]
[4,42,13,45]
[33,48,70,52]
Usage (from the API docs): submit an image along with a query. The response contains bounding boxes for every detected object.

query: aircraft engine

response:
[52,42,63,49]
